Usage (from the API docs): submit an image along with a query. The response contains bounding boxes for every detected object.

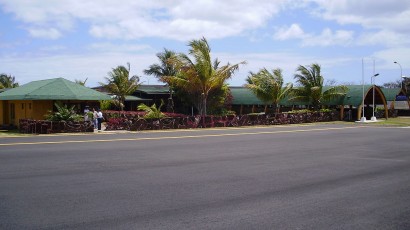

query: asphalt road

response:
[1,124,409,229]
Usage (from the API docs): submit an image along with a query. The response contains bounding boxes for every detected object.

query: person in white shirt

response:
[84,106,90,121]
[96,109,104,131]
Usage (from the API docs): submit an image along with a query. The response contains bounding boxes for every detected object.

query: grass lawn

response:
[362,117,410,127]
[325,117,410,127]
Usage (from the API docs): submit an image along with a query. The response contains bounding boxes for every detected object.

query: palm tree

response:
[137,100,166,119]
[246,68,293,113]
[100,63,140,111]
[0,74,19,89]
[290,63,347,110]
[144,49,178,112]
[165,37,246,115]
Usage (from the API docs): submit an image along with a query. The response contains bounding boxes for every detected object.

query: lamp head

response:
[374,73,379,77]
[394,61,398,64]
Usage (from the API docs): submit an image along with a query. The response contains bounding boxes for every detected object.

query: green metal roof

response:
[281,85,377,106]
[0,78,112,101]
[0,88,10,93]
[229,85,381,107]
[136,85,170,94]
[125,95,151,101]
[337,85,371,106]
[381,88,403,101]
[230,87,264,105]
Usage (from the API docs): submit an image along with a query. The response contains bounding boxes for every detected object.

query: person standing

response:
[92,108,98,129]
[84,106,90,121]
[96,109,104,131]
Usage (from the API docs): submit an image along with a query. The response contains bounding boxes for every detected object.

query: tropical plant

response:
[290,63,347,110]
[99,100,112,110]
[164,37,246,115]
[137,101,166,119]
[0,74,19,89]
[75,78,88,86]
[144,49,178,112]
[45,102,83,121]
[100,63,140,110]
[246,68,293,113]
[285,109,312,114]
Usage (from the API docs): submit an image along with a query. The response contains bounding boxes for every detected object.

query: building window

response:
[29,103,32,109]
[22,103,24,109]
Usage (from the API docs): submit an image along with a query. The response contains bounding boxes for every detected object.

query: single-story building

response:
[229,86,268,114]
[0,78,111,127]
[229,85,390,120]
[381,88,410,110]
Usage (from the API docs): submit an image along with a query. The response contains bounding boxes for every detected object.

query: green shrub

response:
[319,108,332,113]
[224,110,236,115]
[286,109,312,114]
[45,102,83,122]
[99,100,112,110]
[137,100,166,119]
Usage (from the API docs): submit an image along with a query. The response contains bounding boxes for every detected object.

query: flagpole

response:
[360,58,366,122]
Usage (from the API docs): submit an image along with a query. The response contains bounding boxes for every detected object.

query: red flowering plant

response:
[103,109,187,130]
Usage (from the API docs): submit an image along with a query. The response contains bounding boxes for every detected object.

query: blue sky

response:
[1,0,409,87]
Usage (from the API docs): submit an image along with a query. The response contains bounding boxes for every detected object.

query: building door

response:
[9,103,15,125]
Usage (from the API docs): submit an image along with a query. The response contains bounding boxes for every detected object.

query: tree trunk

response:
[167,87,174,113]
[204,96,207,116]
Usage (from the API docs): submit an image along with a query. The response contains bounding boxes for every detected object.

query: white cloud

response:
[310,0,410,46]
[301,28,354,46]
[0,48,358,87]
[0,0,289,40]
[312,0,410,27]
[357,30,410,47]
[0,52,159,87]
[27,28,62,39]
[373,47,410,71]
[274,24,306,40]
[274,24,354,46]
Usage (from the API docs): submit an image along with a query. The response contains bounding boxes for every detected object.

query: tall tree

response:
[0,74,19,89]
[165,37,246,115]
[291,63,347,110]
[246,68,293,113]
[100,63,140,111]
[144,49,178,112]
[382,79,401,88]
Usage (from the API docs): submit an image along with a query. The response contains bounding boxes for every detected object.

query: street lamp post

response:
[371,73,379,121]
[394,61,403,89]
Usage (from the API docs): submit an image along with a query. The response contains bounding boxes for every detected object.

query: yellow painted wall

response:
[33,101,53,120]
[5,100,53,127]
[9,100,32,126]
